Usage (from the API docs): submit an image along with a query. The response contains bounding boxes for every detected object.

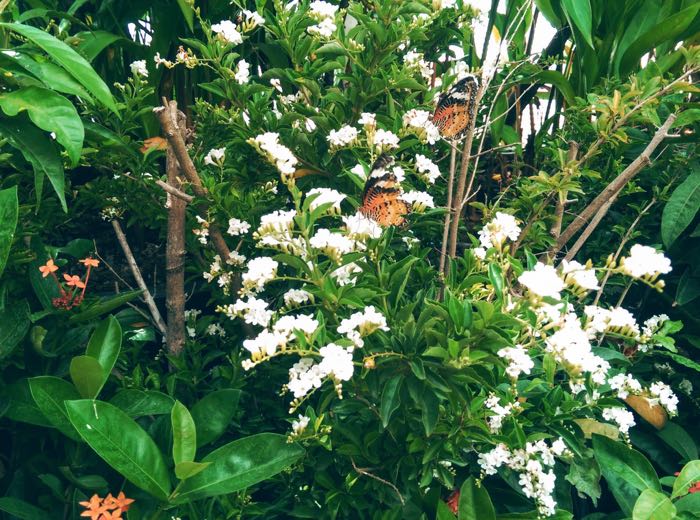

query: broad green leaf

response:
[171,401,197,465]
[561,0,593,48]
[66,399,171,501]
[28,376,81,441]
[633,489,676,520]
[672,461,700,499]
[675,109,700,128]
[436,500,457,520]
[173,433,304,503]
[69,30,122,61]
[593,434,660,516]
[85,316,122,379]
[565,456,601,505]
[380,375,402,428]
[657,423,698,462]
[675,493,700,516]
[191,389,241,447]
[0,186,18,278]
[534,0,563,28]
[612,2,661,74]
[0,298,30,359]
[662,171,700,247]
[458,477,496,520]
[0,22,118,114]
[0,86,84,165]
[175,461,211,480]
[676,268,700,306]
[0,497,48,519]
[421,388,439,437]
[69,289,142,323]
[69,355,105,399]
[175,0,194,31]
[488,263,504,300]
[3,379,52,427]
[0,116,66,211]
[535,70,575,106]
[109,389,175,418]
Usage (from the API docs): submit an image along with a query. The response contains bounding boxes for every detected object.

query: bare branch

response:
[156,179,194,203]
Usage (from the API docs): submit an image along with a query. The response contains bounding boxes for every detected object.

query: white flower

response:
[545,314,610,383]
[642,314,669,340]
[241,9,265,31]
[358,112,376,127]
[679,379,693,395]
[373,129,400,151]
[228,251,246,266]
[560,260,599,291]
[227,218,251,236]
[620,244,672,280]
[318,343,354,381]
[327,125,359,148]
[518,263,565,299]
[331,262,362,286]
[485,394,518,433]
[257,209,296,236]
[270,78,283,92]
[310,228,355,262]
[433,0,457,9]
[294,117,317,132]
[400,191,434,212]
[249,132,298,178]
[649,382,679,416]
[414,154,441,184]
[473,247,487,260]
[206,323,226,337]
[284,288,311,307]
[291,414,310,435]
[241,257,278,295]
[602,407,636,435]
[273,314,319,339]
[309,1,339,19]
[403,51,433,82]
[130,60,148,77]
[204,147,226,166]
[478,212,521,249]
[402,109,440,144]
[337,306,389,347]
[287,358,324,397]
[498,345,534,379]
[211,20,243,44]
[478,444,510,475]
[243,329,287,358]
[350,164,367,180]
[584,306,640,338]
[307,17,336,38]
[228,296,273,327]
[307,188,346,214]
[608,373,642,399]
[343,213,383,241]
[234,59,250,84]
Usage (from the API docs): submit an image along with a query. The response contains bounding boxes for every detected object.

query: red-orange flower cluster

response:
[79,492,134,519]
[37,256,99,310]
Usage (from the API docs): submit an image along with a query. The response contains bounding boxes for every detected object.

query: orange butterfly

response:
[358,154,409,227]
[432,74,479,140]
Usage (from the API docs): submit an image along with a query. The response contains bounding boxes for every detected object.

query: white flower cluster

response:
[649,381,679,416]
[497,344,534,379]
[399,191,435,212]
[193,216,209,244]
[402,109,441,144]
[518,263,565,299]
[241,313,319,369]
[234,59,250,84]
[241,9,265,31]
[584,305,640,339]
[358,112,376,128]
[602,407,636,435]
[478,212,521,250]
[403,50,433,82]
[373,129,400,152]
[223,296,273,327]
[638,314,670,351]
[343,213,383,242]
[332,262,363,286]
[327,125,359,148]
[211,20,243,45]
[560,260,600,292]
[287,343,355,401]
[227,218,251,236]
[485,394,519,433]
[204,147,226,166]
[337,306,389,347]
[607,373,642,399]
[130,60,148,77]
[309,228,355,262]
[432,0,457,9]
[241,257,278,295]
[307,0,338,38]
[478,439,569,517]
[249,132,298,179]
[414,154,441,184]
[284,288,311,307]
[620,244,672,281]
[307,188,346,214]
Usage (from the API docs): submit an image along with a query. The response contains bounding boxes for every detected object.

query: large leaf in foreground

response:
[29,376,81,441]
[0,186,18,278]
[66,400,171,501]
[173,433,304,503]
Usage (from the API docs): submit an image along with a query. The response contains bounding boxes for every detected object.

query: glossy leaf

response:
[3,379,52,427]
[191,389,241,447]
[65,399,171,501]
[85,315,122,380]
[175,0,194,31]
[0,86,84,165]
[0,186,18,279]
[70,30,122,61]
[561,0,593,48]
[0,497,48,519]
[380,375,403,428]
[110,389,175,418]
[68,289,142,323]
[458,477,496,520]
[535,70,576,106]
[436,500,457,520]
[657,423,698,462]
[632,489,676,520]
[175,461,211,480]
[672,460,700,499]
[0,299,30,359]
[662,171,700,247]
[171,401,197,465]
[28,376,81,441]
[0,22,118,114]
[69,355,105,399]
[593,434,660,515]
[173,433,304,503]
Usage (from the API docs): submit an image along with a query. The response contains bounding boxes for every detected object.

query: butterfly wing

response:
[432,75,479,140]
[359,154,409,227]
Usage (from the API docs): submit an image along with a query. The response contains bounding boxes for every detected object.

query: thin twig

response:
[350,458,405,505]
[439,145,458,276]
[551,141,579,239]
[156,179,194,203]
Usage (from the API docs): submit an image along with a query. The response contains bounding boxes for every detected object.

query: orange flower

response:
[79,494,108,520]
[104,492,134,512]
[80,257,100,268]
[63,273,86,288]
[39,258,59,278]
[98,510,123,520]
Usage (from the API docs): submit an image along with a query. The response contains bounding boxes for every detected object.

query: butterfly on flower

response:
[432,74,479,140]
[358,154,409,227]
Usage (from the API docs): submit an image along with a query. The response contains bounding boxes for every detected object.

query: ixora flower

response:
[478,212,521,249]
[400,191,435,212]
[619,244,672,280]
[241,257,278,295]
[129,59,148,77]
[518,263,565,299]
[306,188,346,214]
[39,258,59,277]
[204,147,226,166]
[211,20,243,44]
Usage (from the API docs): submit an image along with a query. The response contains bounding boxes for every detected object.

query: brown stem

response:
[553,113,676,256]
[111,219,167,336]
[550,141,579,239]
[439,145,458,276]
[156,179,194,203]
[164,102,188,356]
[350,458,405,505]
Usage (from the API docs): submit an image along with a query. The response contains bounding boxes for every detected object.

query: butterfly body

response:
[432,74,479,140]
[359,155,409,227]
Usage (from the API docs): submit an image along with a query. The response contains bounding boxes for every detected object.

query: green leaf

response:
[173,433,304,503]
[171,401,197,466]
[675,109,700,128]
[69,355,105,399]
[421,388,439,437]
[69,289,142,323]
[561,0,593,48]
[175,461,211,480]
[672,461,700,499]
[565,456,601,505]
[2,379,52,427]
[191,389,241,447]
[28,376,81,441]
[0,86,84,165]
[65,399,171,501]
[0,116,66,211]
[109,389,175,418]
[0,497,48,519]
[85,316,122,379]
[0,298,30,359]
[380,375,402,428]
[0,22,118,114]
[675,493,700,517]
[458,476,496,520]
[69,30,122,62]
[633,489,676,520]
[487,263,504,300]
[662,171,700,247]
[175,0,194,31]
[436,500,457,520]
[0,186,18,278]
[535,70,576,106]
[657,423,698,462]
[593,434,660,515]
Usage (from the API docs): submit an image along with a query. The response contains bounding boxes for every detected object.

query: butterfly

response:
[358,154,409,227]
[432,74,480,140]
